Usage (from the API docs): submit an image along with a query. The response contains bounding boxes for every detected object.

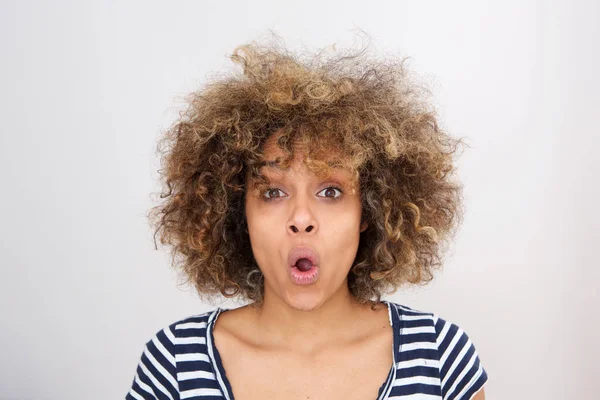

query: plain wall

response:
[1,1,598,399]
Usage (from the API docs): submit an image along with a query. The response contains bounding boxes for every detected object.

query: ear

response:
[360,219,369,232]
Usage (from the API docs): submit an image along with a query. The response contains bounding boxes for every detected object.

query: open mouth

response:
[288,246,320,285]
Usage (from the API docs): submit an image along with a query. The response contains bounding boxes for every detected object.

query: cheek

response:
[323,202,363,232]
[246,204,274,236]
[321,210,363,256]
[244,200,282,261]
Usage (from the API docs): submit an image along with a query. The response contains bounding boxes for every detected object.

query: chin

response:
[284,291,326,312]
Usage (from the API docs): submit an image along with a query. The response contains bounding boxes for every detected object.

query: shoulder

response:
[385,300,438,334]
[386,301,488,400]
[386,300,485,347]
[148,309,219,353]
[125,309,220,399]
[136,309,218,369]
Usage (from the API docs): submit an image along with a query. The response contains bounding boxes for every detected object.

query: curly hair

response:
[150,37,466,308]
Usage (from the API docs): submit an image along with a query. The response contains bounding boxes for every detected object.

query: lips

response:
[287,246,320,268]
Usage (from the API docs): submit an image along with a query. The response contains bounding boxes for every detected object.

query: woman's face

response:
[245,134,368,311]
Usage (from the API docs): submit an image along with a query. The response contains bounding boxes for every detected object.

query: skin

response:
[213,131,487,399]
[245,136,367,314]
[242,132,373,353]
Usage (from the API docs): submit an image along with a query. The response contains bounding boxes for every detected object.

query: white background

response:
[1,1,598,399]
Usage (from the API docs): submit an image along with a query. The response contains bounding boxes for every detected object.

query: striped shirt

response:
[126,301,488,399]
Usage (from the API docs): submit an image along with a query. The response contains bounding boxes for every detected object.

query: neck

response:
[248,286,373,354]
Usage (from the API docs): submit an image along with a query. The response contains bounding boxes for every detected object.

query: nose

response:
[287,197,318,235]
[289,223,315,233]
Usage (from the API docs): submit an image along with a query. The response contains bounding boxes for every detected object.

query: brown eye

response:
[263,188,285,200]
[317,186,342,199]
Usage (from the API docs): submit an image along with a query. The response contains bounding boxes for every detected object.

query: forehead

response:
[246,131,361,195]
[258,130,351,175]
[260,160,352,183]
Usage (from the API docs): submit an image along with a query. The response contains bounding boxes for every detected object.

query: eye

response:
[262,187,286,201]
[317,186,343,199]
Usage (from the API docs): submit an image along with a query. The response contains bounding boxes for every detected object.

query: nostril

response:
[306,226,313,232]
[291,226,299,233]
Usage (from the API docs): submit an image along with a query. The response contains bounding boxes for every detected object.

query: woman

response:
[126,39,488,400]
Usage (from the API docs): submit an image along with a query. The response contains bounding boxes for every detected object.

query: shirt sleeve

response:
[434,316,488,400]
[125,324,180,400]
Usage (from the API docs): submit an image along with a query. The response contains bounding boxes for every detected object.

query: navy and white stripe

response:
[126,302,488,399]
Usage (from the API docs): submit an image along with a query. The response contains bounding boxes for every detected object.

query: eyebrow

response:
[261,160,285,170]
[260,160,346,170]
[258,164,353,188]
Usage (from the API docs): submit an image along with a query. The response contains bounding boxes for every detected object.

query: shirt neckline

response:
[206,300,399,400]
